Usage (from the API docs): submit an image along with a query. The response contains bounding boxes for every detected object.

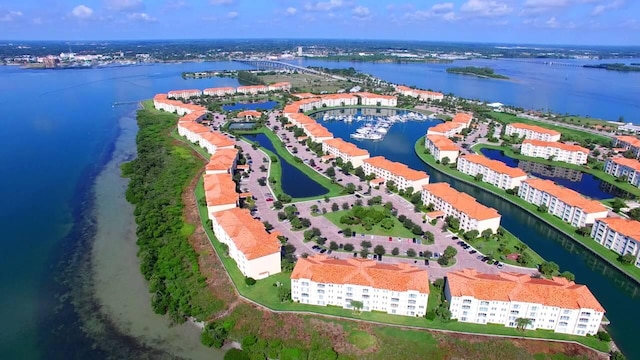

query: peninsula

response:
[583,63,640,72]
[446,66,510,79]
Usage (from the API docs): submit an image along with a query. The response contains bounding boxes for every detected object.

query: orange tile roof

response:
[237,85,267,90]
[270,82,291,88]
[422,183,500,220]
[168,89,201,96]
[284,104,301,114]
[320,93,357,100]
[508,122,561,136]
[200,131,235,148]
[364,156,430,181]
[523,140,589,153]
[447,269,604,312]
[522,178,606,213]
[304,123,333,138]
[204,86,235,93]
[428,121,465,135]
[370,177,385,184]
[355,92,397,100]
[207,148,238,171]
[321,154,336,161]
[616,135,640,148]
[237,110,261,117]
[213,208,281,260]
[179,110,207,122]
[204,174,239,206]
[426,135,460,151]
[415,89,443,97]
[452,113,473,125]
[324,138,370,157]
[610,157,640,172]
[460,154,527,178]
[179,121,210,134]
[292,93,318,99]
[289,113,317,126]
[596,218,640,242]
[291,255,430,293]
[426,210,445,218]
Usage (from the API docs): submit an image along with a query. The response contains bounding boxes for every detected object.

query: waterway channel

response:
[312,108,640,359]
[222,100,278,111]
[244,133,328,199]
[479,148,631,200]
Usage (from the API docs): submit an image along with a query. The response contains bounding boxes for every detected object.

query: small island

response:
[583,63,640,72]
[446,66,509,79]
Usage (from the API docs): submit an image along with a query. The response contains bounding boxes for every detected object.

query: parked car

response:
[477,255,484,260]
[419,251,423,257]
[470,250,477,254]
[424,259,429,266]
[497,262,504,269]
[353,252,358,257]
[320,249,327,254]
[452,236,459,240]
[327,249,332,255]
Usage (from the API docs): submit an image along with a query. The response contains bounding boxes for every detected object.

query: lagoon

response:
[222,100,278,111]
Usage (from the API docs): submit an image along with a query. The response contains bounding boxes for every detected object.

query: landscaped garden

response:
[324,205,418,238]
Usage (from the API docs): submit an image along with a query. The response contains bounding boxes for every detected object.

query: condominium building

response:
[178,121,210,144]
[204,173,239,218]
[236,85,268,95]
[237,110,262,120]
[518,179,608,227]
[425,135,460,163]
[206,148,239,175]
[395,85,444,101]
[198,131,235,155]
[167,89,202,99]
[362,156,430,191]
[451,113,473,128]
[203,87,236,97]
[286,113,316,128]
[356,92,398,107]
[303,123,334,143]
[322,138,370,167]
[521,140,589,165]
[605,157,640,187]
[153,94,205,116]
[614,136,640,159]
[445,269,604,336]
[267,82,292,92]
[421,183,501,233]
[291,255,429,317]
[211,208,281,279]
[320,94,358,107]
[457,154,527,190]
[427,122,466,138]
[591,218,640,268]
[505,123,561,142]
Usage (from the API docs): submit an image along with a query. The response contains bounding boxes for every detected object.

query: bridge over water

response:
[233,59,348,80]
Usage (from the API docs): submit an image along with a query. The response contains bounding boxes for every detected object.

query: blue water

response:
[222,100,278,111]
[2,56,640,358]
[288,58,640,122]
[479,148,630,200]
[244,133,328,198]
[314,108,640,359]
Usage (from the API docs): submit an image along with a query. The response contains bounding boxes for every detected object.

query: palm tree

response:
[515,317,533,331]
[350,300,364,314]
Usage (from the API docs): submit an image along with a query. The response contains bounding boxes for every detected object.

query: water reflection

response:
[518,161,584,182]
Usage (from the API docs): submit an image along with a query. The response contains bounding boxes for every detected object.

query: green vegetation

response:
[237,70,265,85]
[416,137,640,283]
[121,101,223,324]
[347,330,377,350]
[257,72,353,93]
[447,66,509,79]
[463,227,545,267]
[584,63,640,72]
[324,205,417,238]
[486,111,612,146]
[472,143,639,198]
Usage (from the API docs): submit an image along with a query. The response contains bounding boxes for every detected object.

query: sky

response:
[0,0,639,45]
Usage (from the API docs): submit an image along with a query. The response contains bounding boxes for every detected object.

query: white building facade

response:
[505,123,561,142]
[456,154,527,190]
[591,218,640,268]
[362,156,430,191]
[604,157,640,187]
[521,140,589,165]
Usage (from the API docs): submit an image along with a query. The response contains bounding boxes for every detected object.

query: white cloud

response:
[105,0,144,12]
[164,0,187,10]
[431,2,455,13]
[460,0,512,17]
[227,11,238,19]
[211,0,235,5]
[405,3,458,21]
[592,0,624,15]
[71,5,93,19]
[285,7,297,16]
[352,5,371,19]
[127,12,157,22]
[304,0,346,12]
[0,10,23,22]
[545,16,560,27]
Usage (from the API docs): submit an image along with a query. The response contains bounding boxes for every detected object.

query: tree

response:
[611,198,627,212]
[343,243,354,251]
[360,248,370,258]
[560,271,575,281]
[325,167,336,177]
[515,317,533,331]
[273,200,284,210]
[262,221,273,231]
[463,230,479,240]
[627,207,640,221]
[224,349,249,360]
[331,202,340,212]
[481,229,493,239]
[278,286,292,302]
[576,226,591,236]
[423,231,434,243]
[445,216,460,231]
[474,173,483,182]
[329,241,339,250]
[245,277,257,286]
[373,245,386,256]
[350,300,363,314]
[443,246,457,259]
[596,330,612,342]
[360,240,372,249]
[539,261,559,277]
[441,157,450,166]
[433,278,445,289]
[620,253,635,264]
[610,351,626,360]
[345,182,356,194]
[406,248,417,257]
[537,204,548,213]
[391,247,400,256]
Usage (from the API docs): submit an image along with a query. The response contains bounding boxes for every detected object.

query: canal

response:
[312,108,640,359]
[222,100,279,111]
[244,133,329,199]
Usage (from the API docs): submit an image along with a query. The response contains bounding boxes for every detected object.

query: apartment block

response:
[457,154,527,190]
[322,138,370,167]
[591,218,640,268]
[363,156,430,191]
[505,123,561,142]
[521,140,589,165]
[604,157,640,187]
[425,135,460,163]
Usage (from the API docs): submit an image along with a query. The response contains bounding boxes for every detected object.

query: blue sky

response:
[1,0,638,45]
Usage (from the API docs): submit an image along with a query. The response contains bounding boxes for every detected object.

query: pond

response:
[479,148,631,200]
[244,133,328,199]
[222,100,279,111]
[228,122,257,130]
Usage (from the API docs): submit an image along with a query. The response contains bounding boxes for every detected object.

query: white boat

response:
[376,127,388,133]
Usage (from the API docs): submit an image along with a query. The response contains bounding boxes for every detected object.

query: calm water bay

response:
[1,57,639,358]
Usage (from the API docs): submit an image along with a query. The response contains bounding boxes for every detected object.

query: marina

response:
[320,111,433,141]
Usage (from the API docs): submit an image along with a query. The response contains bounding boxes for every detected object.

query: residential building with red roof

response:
[427,121,466,138]
[614,136,640,159]
[356,92,398,107]
[425,135,460,163]
[291,255,429,317]
[167,89,202,99]
[363,156,430,191]
[237,110,262,120]
[445,269,604,336]
[303,123,334,143]
[421,183,501,233]
[451,113,473,128]
[211,208,281,279]
[521,140,590,165]
[268,82,291,92]
[153,94,206,116]
[206,148,239,175]
[287,113,316,128]
[457,154,527,190]
[591,218,640,268]
[518,179,608,227]
[236,85,268,95]
[178,121,209,144]
[198,131,235,155]
[320,93,358,107]
[605,157,640,187]
[203,87,236,97]
[505,123,561,142]
[395,85,444,101]
[204,174,239,218]
[322,138,370,167]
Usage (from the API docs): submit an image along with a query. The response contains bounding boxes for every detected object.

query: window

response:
[480,301,489,306]
[463,299,472,304]
[560,316,570,321]
[317,284,325,288]
[462,305,471,310]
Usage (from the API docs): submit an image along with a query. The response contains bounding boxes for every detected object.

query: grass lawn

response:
[416,137,640,283]
[466,227,546,268]
[347,330,377,350]
[236,127,345,202]
[555,115,616,128]
[258,73,354,93]
[323,205,418,238]
[472,143,640,198]
[487,111,612,145]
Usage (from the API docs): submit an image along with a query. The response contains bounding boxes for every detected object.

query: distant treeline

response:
[446,66,509,79]
[583,63,640,72]
[237,71,266,86]
[309,66,359,77]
